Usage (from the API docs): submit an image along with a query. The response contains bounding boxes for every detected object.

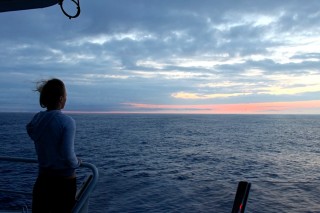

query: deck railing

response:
[1,156,252,212]
[0,156,99,213]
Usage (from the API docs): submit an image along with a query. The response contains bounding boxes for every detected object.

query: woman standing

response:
[26,78,80,213]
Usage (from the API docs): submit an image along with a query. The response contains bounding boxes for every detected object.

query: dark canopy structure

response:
[0,0,80,19]
[0,0,59,12]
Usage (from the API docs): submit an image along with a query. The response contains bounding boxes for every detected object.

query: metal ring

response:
[59,0,81,19]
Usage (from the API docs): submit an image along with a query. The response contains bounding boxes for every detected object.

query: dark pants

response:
[32,175,76,213]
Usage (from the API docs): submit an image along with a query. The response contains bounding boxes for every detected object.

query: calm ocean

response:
[1,113,320,212]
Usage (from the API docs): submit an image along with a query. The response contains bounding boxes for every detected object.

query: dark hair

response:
[36,78,66,109]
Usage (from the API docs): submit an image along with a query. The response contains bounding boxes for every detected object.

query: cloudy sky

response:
[1,0,320,113]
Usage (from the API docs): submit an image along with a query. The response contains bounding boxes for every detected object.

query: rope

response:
[59,0,81,19]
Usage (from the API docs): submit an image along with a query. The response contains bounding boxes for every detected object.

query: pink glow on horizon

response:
[65,100,320,114]
[123,100,320,114]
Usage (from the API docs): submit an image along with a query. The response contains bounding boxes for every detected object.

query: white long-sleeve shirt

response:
[27,110,80,177]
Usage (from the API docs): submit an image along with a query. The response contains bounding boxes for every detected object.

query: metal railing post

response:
[0,156,99,213]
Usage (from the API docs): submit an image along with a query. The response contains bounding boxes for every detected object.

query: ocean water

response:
[1,113,320,212]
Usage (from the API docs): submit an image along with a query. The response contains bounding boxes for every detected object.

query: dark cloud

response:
[0,0,320,112]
